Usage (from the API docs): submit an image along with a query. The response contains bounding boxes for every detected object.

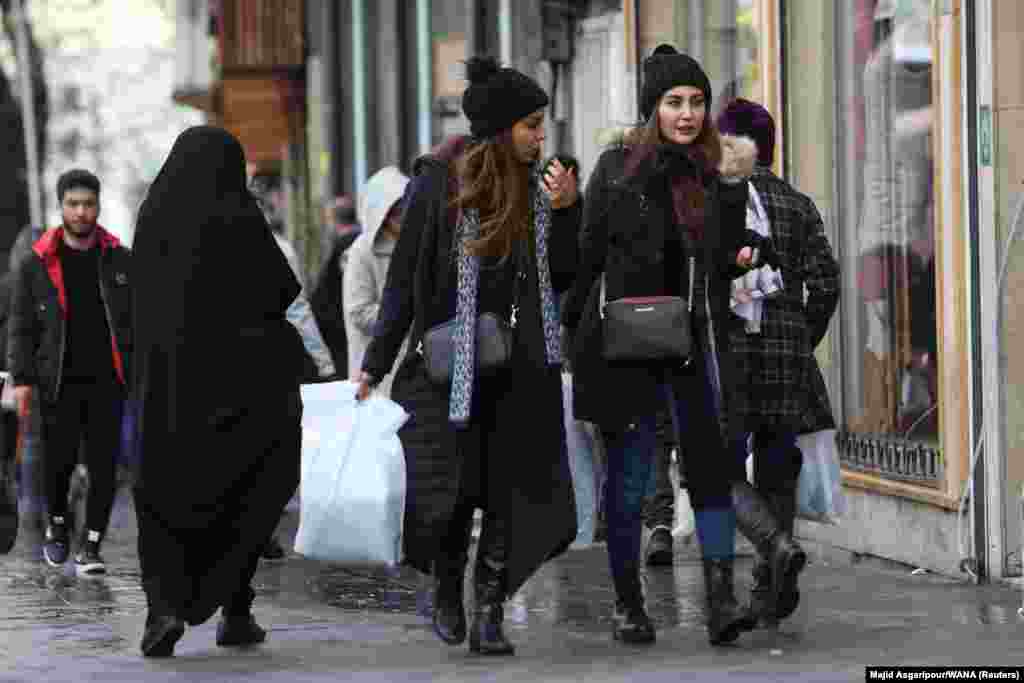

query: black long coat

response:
[132,126,308,625]
[361,138,581,594]
[561,142,752,438]
[727,167,840,436]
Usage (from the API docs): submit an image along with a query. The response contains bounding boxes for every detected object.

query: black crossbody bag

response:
[419,256,525,386]
[600,255,696,363]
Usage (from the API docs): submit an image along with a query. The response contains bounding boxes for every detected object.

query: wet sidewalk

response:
[3,491,1024,682]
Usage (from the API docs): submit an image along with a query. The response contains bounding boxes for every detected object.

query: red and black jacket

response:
[7,226,132,402]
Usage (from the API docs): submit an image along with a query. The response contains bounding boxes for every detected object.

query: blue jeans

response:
[601,351,740,603]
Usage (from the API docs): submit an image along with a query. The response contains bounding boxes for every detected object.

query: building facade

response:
[175,0,1024,582]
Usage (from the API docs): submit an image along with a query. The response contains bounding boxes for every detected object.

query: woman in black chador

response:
[354,57,581,656]
[131,126,308,657]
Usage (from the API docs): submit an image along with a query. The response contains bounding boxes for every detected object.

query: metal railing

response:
[837,430,944,487]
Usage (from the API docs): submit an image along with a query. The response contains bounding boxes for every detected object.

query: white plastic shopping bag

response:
[563,373,599,546]
[294,380,409,566]
[795,428,846,525]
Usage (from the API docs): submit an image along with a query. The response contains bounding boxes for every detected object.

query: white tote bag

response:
[795,428,846,525]
[294,380,409,566]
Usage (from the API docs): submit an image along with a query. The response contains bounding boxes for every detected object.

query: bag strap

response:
[599,255,696,319]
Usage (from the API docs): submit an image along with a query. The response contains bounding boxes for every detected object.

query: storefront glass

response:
[834,0,942,484]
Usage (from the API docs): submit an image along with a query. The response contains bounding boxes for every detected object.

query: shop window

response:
[833,0,942,487]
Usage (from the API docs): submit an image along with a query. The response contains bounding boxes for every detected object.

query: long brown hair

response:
[450,132,531,262]
[623,104,721,239]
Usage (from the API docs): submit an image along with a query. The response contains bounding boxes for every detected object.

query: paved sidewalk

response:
[2,493,1024,682]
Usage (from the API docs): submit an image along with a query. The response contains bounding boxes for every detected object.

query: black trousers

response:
[41,380,123,536]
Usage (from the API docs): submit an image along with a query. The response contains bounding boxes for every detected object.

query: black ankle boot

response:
[610,568,656,644]
[216,585,266,647]
[432,556,468,645]
[731,481,806,625]
[216,614,267,647]
[469,560,514,655]
[702,558,756,645]
[141,612,185,657]
[612,600,656,644]
[140,581,185,657]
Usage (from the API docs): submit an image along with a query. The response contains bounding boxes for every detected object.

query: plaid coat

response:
[728,166,839,435]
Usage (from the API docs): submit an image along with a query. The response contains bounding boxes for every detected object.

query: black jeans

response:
[41,380,124,537]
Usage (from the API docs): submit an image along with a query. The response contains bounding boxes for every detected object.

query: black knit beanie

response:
[461,56,549,140]
[640,44,712,121]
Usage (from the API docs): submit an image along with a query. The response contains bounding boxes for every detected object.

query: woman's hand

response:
[542,159,579,210]
[736,246,757,270]
[353,371,375,401]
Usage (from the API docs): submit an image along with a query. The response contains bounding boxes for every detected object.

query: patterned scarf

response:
[449,177,562,427]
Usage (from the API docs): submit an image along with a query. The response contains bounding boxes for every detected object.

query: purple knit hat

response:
[716,98,775,167]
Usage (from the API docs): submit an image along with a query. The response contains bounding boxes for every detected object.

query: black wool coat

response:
[8,230,133,404]
[361,137,581,594]
[728,167,840,435]
[561,141,753,437]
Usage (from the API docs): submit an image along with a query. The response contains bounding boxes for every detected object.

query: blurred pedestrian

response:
[0,269,17,553]
[250,173,337,561]
[131,126,309,657]
[324,194,361,243]
[344,166,410,396]
[641,410,680,564]
[563,45,768,646]
[6,225,46,538]
[8,169,131,576]
[354,56,581,656]
[716,98,840,627]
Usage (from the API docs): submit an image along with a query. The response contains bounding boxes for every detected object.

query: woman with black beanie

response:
[563,45,770,646]
[354,57,581,656]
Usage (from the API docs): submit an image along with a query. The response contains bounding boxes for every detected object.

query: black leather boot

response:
[432,555,468,645]
[216,585,266,647]
[611,594,656,644]
[748,558,773,625]
[767,491,802,621]
[609,564,656,644]
[140,583,185,658]
[731,481,806,626]
[216,615,266,647]
[469,558,515,655]
[702,558,757,645]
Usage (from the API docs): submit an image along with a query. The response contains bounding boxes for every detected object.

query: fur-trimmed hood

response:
[595,127,758,184]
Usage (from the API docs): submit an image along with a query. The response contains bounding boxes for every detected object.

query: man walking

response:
[8,169,132,576]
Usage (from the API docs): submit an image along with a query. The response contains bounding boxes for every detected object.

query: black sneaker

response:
[43,520,70,567]
[611,601,656,644]
[74,540,107,576]
[645,526,674,566]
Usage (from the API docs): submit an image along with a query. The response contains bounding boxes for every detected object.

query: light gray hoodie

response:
[344,166,410,395]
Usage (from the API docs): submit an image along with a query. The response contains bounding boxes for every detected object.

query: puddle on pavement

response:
[298,544,717,632]
[310,565,422,614]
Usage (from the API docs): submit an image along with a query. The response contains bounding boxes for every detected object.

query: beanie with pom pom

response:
[460,56,549,140]
[640,44,711,121]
